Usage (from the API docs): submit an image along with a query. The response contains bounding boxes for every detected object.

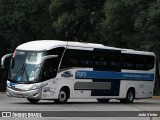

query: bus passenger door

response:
[41,58,57,99]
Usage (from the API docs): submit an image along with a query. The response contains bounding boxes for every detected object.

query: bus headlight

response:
[30,84,39,90]
[7,82,11,87]
[7,81,15,88]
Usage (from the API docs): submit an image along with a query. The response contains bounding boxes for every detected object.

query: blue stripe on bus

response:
[75,70,154,81]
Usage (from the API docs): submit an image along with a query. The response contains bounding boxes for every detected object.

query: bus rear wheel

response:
[54,88,69,104]
[97,99,110,103]
[120,89,135,103]
[27,98,40,104]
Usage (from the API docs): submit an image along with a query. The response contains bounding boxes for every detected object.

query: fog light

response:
[33,92,39,97]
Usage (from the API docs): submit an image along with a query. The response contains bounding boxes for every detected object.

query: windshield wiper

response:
[12,63,29,82]
[12,63,25,81]
[21,64,29,81]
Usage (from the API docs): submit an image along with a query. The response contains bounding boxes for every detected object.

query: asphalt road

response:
[0,94,160,120]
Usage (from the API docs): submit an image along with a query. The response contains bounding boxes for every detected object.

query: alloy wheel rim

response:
[128,92,133,101]
[59,91,66,102]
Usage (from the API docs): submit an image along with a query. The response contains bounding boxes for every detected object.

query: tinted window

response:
[48,47,65,69]
[122,54,135,69]
[79,51,93,67]
[122,54,155,70]
[60,49,93,69]
[145,56,155,70]
[60,48,155,71]
[94,51,121,69]
[43,58,58,80]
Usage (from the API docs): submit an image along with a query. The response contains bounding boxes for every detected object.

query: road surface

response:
[0,94,160,120]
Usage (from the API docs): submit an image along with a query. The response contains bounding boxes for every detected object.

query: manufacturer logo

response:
[61,71,73,78]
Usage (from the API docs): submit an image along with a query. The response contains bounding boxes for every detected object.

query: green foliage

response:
[102,0,135,47]
[102,0,160,58]
[0,0,160,94]
[135,1,160,58]
[0,0,160,56]
[1,0,159,55]
[49,0,105,42]
[0,0,52,50]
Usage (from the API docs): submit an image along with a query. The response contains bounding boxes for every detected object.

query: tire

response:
[97,99,110,103]
[27,98,40,104]
[54,88,69,104]
[120,89,135,103]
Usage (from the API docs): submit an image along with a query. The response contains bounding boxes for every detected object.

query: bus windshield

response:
[8,51,47,83]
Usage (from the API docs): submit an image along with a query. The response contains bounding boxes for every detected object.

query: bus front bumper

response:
[6,87,42,99]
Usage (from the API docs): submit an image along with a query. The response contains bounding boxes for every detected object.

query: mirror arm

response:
[1,53,13,68]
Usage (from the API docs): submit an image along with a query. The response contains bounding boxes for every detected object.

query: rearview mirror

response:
[1,53,13,69]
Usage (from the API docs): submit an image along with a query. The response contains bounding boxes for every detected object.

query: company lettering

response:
[76,72,87,78]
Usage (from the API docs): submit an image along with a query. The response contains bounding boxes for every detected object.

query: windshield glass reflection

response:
[8,51,46,83]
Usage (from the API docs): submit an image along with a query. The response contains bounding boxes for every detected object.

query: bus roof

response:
[16,40,154,56]
[16,40,106,51]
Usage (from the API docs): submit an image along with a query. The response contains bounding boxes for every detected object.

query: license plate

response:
[16,94,24,98]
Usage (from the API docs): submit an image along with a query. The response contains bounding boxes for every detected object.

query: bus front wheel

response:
[54,88,69,104]
[97,99,110,103]
[27,98,40,104]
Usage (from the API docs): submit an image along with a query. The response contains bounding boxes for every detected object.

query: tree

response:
[0,0,53,50]
[102,0,157,49]
[0,0,53,91]
[135,1,160,58]
[102,0,160,95]
[49,0,105,42]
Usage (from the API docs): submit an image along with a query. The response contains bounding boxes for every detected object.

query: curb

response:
[0,92,6,94]
[152,96,160,99]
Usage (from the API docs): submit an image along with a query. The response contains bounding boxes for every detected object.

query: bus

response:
[1,40,156,104]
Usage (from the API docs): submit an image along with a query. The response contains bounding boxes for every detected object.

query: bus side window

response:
[94,51,121,70]
[43,58,57,80]
[145,56,155,70]
[122,54,135,69]
[60,49,79,69]
[121,54,155,70]
[78,50,93,67]
[106,52,121,68]
[60,49,93,69]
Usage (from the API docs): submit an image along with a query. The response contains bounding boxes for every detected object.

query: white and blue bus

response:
[1,40,156,104]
